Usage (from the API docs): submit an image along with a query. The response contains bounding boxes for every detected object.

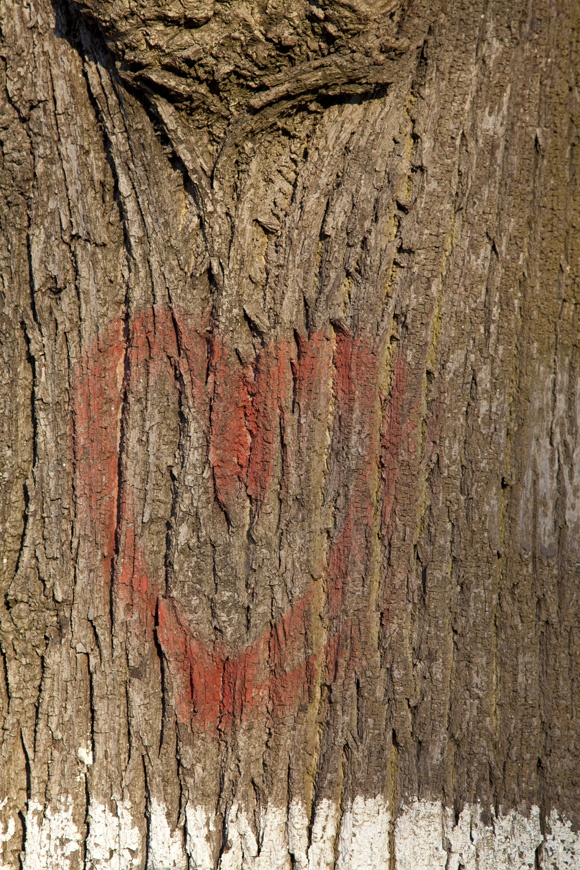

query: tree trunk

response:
[0,0,578,866]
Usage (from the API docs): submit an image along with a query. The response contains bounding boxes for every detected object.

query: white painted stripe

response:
[148,798,187,869]
[337,796,390,870]
[307,799,339,870]
[394,800,447,869]
[287,800,310,870]
[443,804,542,870]
[1,796,577,868]
[86,800,142,869]
[541,811,580,869]
[185,803,216,870]
[20,799,81,870]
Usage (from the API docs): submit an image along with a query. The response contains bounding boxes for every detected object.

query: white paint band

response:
[2,796,578,869]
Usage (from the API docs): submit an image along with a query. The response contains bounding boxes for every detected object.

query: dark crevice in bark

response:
[152,601,168,756]
[19,727,32,806]
[81,767,90,870]
[32,650,47,759]
[86,656,97,769]
[111,309,131,638]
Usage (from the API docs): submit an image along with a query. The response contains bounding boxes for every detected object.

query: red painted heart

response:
[72,305,414,730]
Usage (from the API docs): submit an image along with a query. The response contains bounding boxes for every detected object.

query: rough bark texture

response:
[0,0,579,867]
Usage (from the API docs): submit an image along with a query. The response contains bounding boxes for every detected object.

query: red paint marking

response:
[286,330,334,504]
[157,597,224,726]
[73,311,398,730]
[327,332,381,618]
[293,331,332,423]
[247,340,291,505]
[209,337,294,511]
[117,522,156,632]
[208,336,254,515]
[157,588,315,729]
[72,319,124,577]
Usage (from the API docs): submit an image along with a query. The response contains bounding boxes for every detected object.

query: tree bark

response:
[0,0,579,867]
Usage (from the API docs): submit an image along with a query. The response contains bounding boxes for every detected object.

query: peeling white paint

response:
[85,799,142,869]
[217,802,253,870]
[21,798,81,870]
[307,798,338,870]
[1,797,578,868]
[77,744,93,766]
[444,805,477,870]
[148,798,187,869]
[287,800,309,870]
[443,804,542,870]
[0,803,15,847]
[0,799,16,870]
[185,804,216,870]
[337,796,390,870]
[542,811,580,869]
[217,803,292,870]
[394,800,447,869]
[250,805,291,870]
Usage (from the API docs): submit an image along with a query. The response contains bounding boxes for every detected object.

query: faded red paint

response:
[116,520,157,635]
[247,340,292,504]
[327,332,381,618]
[72,319,124,578]
[288,330,334,502]
[74,309,400,731]
[293,331,332,422]
[208,337,254,514]
[157,596,224,726]
[208,336,294,511]
[72,305,199,574]
[157,590,313,729]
